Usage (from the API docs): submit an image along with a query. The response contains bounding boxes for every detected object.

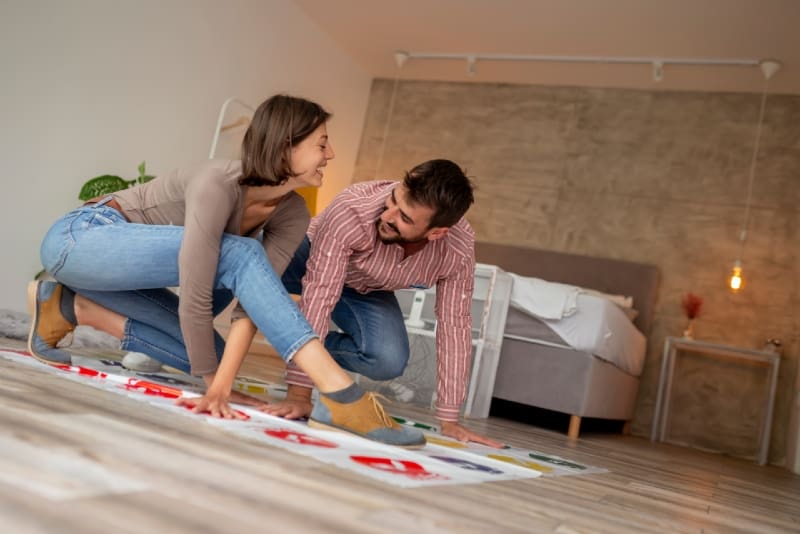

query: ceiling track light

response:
[393,50,772,82]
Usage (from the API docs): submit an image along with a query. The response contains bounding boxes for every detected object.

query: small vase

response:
[683,320,695,339]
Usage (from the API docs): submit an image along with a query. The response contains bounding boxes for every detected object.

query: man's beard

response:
[375,219,426,245]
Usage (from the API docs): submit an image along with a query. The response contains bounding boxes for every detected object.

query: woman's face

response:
[290,123,335,188]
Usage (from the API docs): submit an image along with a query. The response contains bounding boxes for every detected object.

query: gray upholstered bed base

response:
[492,340,640,420]
[474,242,660,438]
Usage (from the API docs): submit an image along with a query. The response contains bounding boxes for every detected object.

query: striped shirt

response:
[285,181,475,421]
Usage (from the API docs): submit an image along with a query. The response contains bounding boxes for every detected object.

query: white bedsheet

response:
[509,279,646,376]
[508,273,580,319]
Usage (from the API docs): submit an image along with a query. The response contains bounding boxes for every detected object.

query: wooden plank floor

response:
[1,337,798,534]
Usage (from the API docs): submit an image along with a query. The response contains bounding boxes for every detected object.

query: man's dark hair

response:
[240,94,331,186]
[403,159,475,228]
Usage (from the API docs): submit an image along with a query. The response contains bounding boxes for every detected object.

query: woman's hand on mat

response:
[176,390,248,420]
[440,420,505,448]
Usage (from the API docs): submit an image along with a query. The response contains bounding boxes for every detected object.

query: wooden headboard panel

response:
[475,242,660,337]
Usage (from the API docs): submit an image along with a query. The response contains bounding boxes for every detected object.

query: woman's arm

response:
[234,192,315,419]
[176,317,260,418]
[178,163,240,376]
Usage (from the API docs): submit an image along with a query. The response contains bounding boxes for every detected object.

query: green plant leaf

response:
[137,160,156,184]
[78,175,129,201]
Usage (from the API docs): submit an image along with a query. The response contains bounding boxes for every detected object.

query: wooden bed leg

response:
[622,421,632,435]
[568,415,581,439]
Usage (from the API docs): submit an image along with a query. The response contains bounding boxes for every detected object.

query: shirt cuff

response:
[285,365,315,389]
[434,404,461,422]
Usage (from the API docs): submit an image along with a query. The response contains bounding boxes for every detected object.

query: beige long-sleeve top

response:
[113,159,309,375]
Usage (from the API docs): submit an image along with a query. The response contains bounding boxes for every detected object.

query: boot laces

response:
[366,392,395,427]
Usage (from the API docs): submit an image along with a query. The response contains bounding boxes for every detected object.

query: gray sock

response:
[59,285,77,325]
[322,382,364,403]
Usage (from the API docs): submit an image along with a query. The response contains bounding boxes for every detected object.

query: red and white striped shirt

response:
[285,181,475,421]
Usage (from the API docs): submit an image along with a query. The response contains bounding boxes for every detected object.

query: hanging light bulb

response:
[727,60,781,292]
[729,260,744,291]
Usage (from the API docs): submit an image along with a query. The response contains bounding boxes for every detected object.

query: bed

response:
[474,242,660,438]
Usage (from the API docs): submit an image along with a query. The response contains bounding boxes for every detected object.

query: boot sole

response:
[26,280,69,367]
[308,419,426,450]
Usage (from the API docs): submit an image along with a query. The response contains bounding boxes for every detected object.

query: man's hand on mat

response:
[259,383,313,419]
[228,390,269,409]
[176,390,248,420]
[259,398,313,419]
[440,421,505,448]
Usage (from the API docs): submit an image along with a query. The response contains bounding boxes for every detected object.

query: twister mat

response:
[0,348,607,488]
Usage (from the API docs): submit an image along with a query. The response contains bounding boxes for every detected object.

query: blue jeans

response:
[40,199,317,373]
[282,236,410,380]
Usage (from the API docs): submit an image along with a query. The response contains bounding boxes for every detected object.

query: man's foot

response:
[27,280,75,365]
[309,385,426,449]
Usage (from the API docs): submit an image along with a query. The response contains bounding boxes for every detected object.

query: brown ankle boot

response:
[27,280,75,365]
[309,390,426,449]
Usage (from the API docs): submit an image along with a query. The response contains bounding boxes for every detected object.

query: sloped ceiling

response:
[294,0,799,94]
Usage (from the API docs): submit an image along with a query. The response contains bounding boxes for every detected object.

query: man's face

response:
[375,185,437,244]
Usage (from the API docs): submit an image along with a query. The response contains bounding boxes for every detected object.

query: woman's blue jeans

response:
[39,199,317,374]
[282,236,410,381]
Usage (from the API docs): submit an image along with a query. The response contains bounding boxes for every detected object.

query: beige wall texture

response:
[0,0,370,313]
[354,79,800,466]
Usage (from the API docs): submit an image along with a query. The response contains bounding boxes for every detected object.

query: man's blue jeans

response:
[39,199,317,373]
[282,236,410,381]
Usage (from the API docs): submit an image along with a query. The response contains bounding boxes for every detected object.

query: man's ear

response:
[426,226,449,241]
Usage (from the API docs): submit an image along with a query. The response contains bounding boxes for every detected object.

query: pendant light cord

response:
[737,76,770,260]
[374,62,403,180]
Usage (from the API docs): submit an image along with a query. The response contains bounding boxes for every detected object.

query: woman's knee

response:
[217,236,273,285]
[222,235,264,260]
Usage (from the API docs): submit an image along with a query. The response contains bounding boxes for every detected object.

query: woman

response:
[28,94,424,448]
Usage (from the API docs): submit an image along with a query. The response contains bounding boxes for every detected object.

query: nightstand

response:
[650,336,780,465]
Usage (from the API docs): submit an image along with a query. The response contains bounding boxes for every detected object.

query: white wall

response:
[0,0,371,313]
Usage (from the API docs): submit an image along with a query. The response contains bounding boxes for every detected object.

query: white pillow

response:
[581,288,634,309]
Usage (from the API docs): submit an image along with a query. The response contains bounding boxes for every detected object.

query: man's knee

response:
[281,271,302,294]
[281,257,307,294]
[362,349,409,381]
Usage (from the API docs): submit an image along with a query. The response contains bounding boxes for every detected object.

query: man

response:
[266,159,503,447]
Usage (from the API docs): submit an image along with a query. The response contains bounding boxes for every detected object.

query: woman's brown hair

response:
[239,94,331,186]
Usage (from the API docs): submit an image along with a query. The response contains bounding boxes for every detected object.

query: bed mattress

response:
[504,293,646,376]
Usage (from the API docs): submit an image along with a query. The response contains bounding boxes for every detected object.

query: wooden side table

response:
[650,336,780,465]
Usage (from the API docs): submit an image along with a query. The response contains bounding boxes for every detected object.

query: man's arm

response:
[274,201,365,414]
[434,253,504,448]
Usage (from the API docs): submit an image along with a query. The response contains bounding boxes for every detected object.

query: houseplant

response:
[78,161,155,201]
[681,292,703,339]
